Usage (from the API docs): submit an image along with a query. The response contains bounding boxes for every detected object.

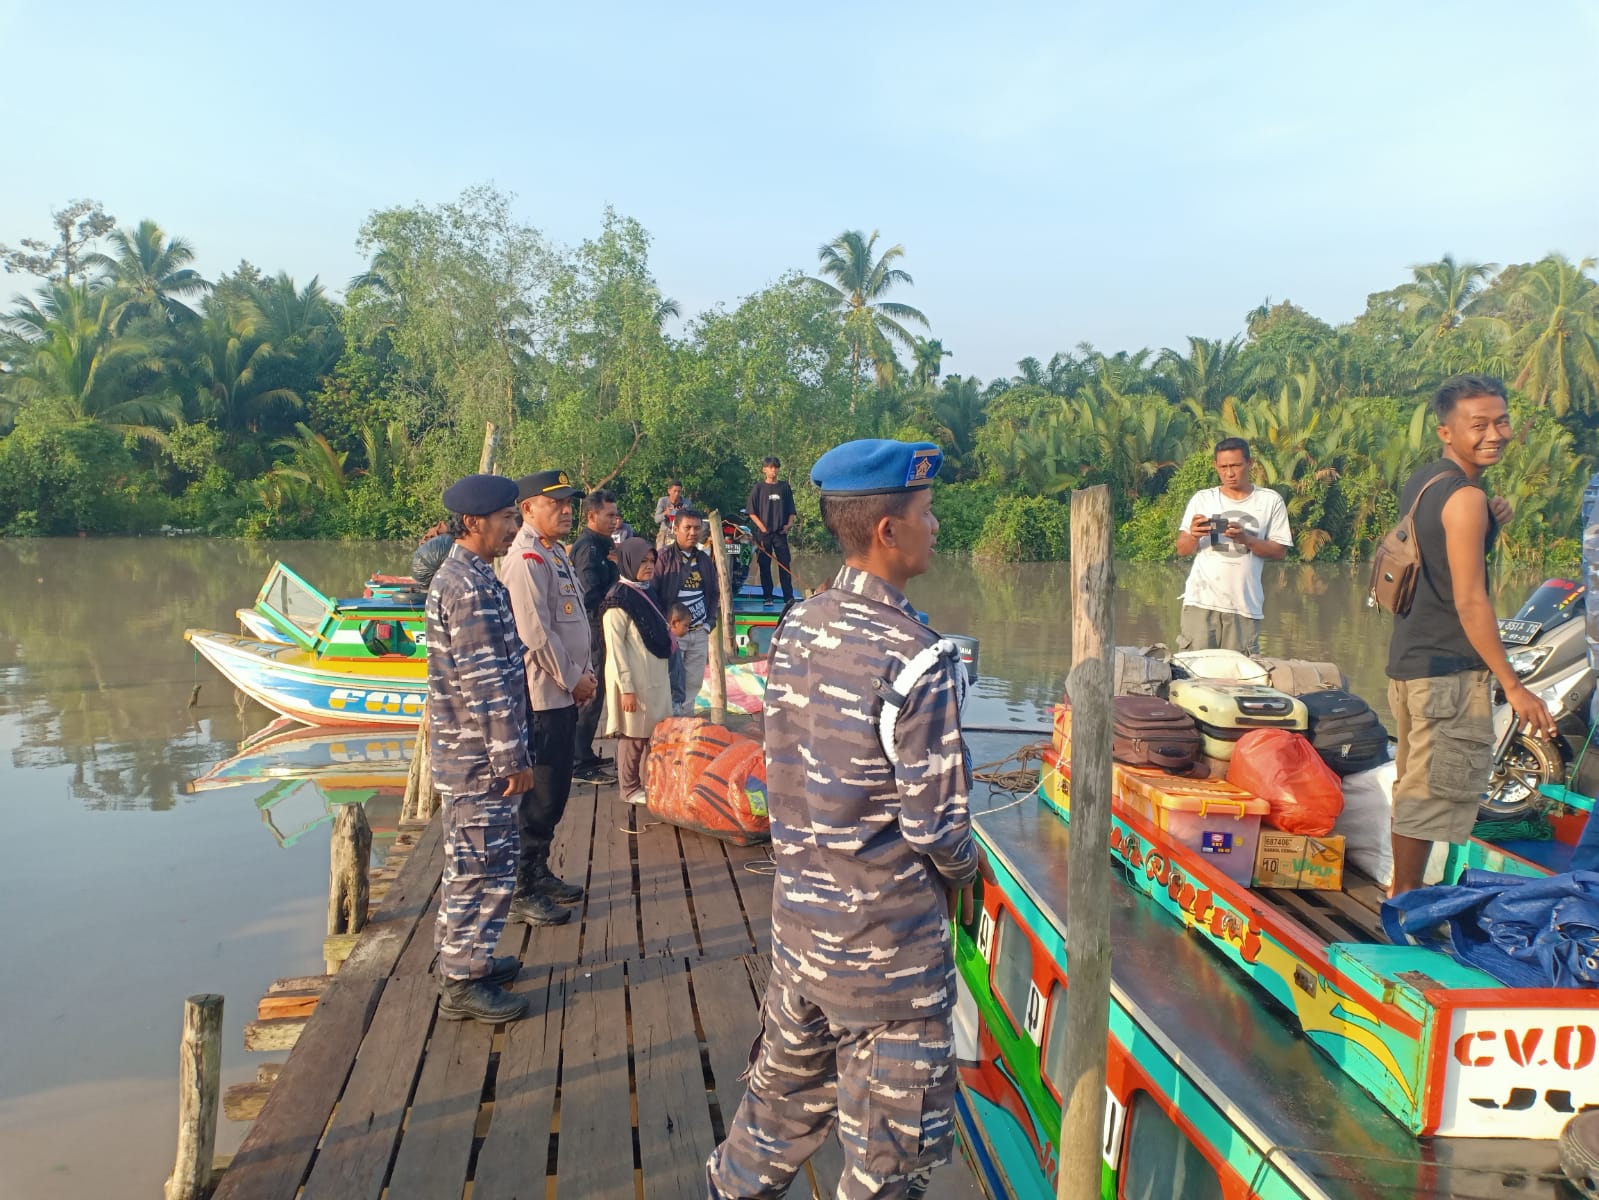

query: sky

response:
[1,0,1596,383]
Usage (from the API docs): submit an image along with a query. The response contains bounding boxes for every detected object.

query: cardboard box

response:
[1252,831,1345,891]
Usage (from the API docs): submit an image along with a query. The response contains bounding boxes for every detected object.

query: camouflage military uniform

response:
[426,542,533,982]
[707,565,976,1200]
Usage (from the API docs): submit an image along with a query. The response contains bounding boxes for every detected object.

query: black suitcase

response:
[1298,689,1389,776]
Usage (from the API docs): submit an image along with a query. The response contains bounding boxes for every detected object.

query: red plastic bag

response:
[1226,729,1344,836]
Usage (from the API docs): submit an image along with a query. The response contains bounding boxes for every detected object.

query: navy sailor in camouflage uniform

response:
[707,439,986,1200]
[426,473,536,1025]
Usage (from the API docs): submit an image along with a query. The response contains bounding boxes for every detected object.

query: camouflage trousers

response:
[706,973,955,1200]
[434,789,518,982]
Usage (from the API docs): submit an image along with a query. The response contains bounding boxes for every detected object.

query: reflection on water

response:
[190,718,412,850]
[0,539,1551,1197]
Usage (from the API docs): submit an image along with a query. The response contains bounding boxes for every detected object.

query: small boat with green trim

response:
[952,720,1597,1197]
[190,562,772,725]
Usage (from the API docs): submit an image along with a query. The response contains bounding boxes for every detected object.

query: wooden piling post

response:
[1058,484,1114,1200]
[706,508,731,721]
[327,803,372,941]
[165,993,223,1200]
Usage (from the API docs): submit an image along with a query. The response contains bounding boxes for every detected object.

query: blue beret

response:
[809,439,943,497]
[441,473,519,516]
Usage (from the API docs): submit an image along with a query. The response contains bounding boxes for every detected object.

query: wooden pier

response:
[203,779,984,1200]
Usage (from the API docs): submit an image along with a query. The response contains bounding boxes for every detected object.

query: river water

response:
[0,539,1551,1196]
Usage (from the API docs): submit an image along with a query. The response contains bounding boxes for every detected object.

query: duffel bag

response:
[1112,644,1172,697]
[1112,695,1201,772]
[1254,656,1348,694]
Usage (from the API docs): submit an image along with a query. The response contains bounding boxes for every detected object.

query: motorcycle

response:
[1483,577,1595,819]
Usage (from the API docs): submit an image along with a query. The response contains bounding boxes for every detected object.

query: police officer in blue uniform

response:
[706,439,987,1200]
[426,473,535,1024]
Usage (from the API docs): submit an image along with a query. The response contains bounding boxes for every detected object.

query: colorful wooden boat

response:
[952,731,1596,1197]
[192,562,769,725]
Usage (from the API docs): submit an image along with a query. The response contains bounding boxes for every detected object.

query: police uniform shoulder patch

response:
[524,552,544,564]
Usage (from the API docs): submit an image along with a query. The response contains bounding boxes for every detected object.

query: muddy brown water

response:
[0,538,1552,1196]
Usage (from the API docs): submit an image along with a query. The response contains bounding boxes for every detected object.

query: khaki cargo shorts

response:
[1388,669,1492,844]
[1177,604,1261,656]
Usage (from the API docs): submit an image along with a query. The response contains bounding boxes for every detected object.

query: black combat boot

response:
[485,955,521,985]
[438,976,527,1024]
[531,860,585,905]
[509,864,573,926]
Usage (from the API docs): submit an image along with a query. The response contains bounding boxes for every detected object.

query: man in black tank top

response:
[1386,375,1556,896]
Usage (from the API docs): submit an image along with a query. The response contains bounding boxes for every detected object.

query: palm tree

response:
[84,220,209,326]
[1157,335,1246,417]
[1511,255,1599,416]
[806,230,929,397]
[0,282,179,439]
[931,374,985,471]
[911,338,951,390]
[188,295,301,432]
[1403,254,1498,340]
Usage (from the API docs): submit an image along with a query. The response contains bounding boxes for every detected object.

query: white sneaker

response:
[624,790,649,806]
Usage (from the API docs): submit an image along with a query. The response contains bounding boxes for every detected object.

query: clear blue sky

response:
[2,0,1595,383]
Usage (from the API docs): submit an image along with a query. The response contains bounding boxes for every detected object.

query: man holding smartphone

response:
[1174,438,1292,654]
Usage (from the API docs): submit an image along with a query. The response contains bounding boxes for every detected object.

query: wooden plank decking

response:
[215,779,984,1200]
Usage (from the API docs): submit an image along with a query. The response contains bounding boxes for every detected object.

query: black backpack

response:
[1298,689,1389,776]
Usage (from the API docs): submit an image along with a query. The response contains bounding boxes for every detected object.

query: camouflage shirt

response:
[764,565,977,1022]
[425,543,533,798]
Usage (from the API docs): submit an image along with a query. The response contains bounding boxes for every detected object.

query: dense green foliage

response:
[2,195,1595,565]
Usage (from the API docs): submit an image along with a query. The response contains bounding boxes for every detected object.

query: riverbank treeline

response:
[2,189,1595,565]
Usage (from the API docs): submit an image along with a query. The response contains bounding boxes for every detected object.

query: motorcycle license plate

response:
[1498,618,1541,646]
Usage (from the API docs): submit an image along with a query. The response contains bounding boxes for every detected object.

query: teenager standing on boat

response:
[571,488,621,784]
[747,455,797,608]
[1386,376,1556,896]
[503,469,597,927]
[707,438,983,1200]
[653,509,720,717]
[425,473,534,1024]
[1174,437,1292,654]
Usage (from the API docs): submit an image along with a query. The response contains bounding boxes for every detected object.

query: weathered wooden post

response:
[165,993,223,1200]
[477,421,500,474]
[327,803,372,938]
[706,509,731,721]
[1058,484,1114,1200]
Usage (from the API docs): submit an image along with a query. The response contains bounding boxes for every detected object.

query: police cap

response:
[809,439,943,497]
[441,473,520,516]
[517,469,584,502]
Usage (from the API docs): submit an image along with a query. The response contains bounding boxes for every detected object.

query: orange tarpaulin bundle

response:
[645,719,771,846]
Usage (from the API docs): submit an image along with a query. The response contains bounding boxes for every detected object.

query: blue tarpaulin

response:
[1382,869,1599,988]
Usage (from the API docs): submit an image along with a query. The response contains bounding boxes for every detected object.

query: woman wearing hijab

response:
[600,538,675,804]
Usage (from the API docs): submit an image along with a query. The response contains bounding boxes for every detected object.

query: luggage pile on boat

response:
[1063,646,1400,889]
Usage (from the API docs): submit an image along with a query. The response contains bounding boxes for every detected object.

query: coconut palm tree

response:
[930,374,985,473]
[912,337,951,389]
[1511,255,1599,416]
[1403,254,1498,340]
[84,220,209,327]
[0,282,179,439]
[806,230,928,396]
[188,295,301,433]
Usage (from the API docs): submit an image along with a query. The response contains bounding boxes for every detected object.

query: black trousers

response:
[755,532,794,602]
[574,618,606,765]
[518,703,577,878]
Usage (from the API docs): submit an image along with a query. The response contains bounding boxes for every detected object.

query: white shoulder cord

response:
[878,638,969,767]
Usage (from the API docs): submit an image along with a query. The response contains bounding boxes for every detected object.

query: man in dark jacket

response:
[652,508,720,716]
[747,455,797,608]
[570,488,620,782]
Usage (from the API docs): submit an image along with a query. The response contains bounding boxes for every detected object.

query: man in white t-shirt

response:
[1174,438,1292,654]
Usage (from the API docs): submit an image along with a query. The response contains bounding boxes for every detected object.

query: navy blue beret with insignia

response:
[809,439,943,497]
[441,473,520,516]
